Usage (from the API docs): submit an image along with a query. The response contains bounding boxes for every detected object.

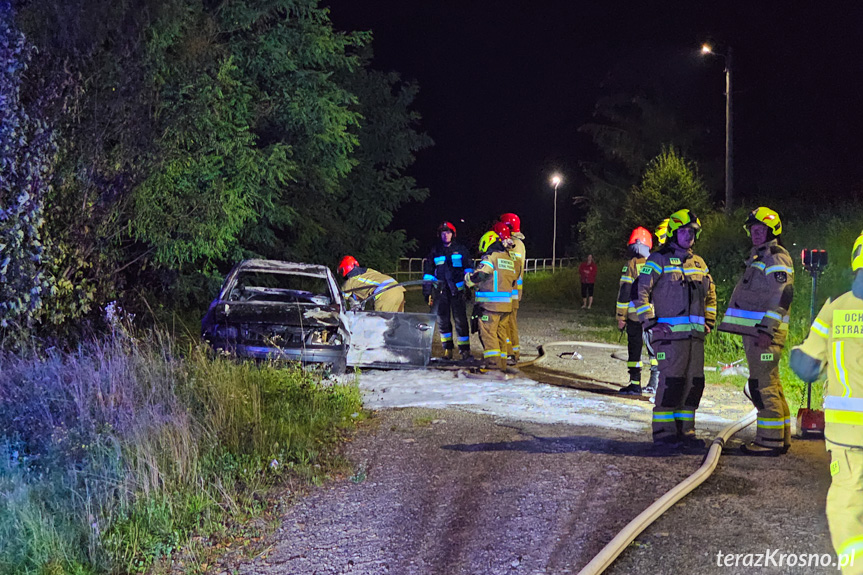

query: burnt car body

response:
[202,259,437,372]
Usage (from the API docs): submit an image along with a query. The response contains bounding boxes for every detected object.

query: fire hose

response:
[515,341,757,575]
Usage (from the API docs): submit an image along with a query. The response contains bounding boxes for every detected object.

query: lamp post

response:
[701,43,733,215]
[551,174,562,272]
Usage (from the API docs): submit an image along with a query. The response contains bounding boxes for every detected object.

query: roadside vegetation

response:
[0,327,363,574]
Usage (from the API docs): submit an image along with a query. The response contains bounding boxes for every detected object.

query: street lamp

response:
[550,174,562,272]
[701,43,733,215]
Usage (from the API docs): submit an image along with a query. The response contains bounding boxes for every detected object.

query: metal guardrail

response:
[389,257,576,280]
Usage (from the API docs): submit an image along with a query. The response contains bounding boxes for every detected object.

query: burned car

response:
[202,259,437,372]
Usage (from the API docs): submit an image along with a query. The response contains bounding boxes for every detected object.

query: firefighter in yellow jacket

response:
[465,228,520,371]
[718,207,795,456]
[635,209,717,448]
[617,226,660,395]
[500,213,526,363]
[790,231,863,573]
[338,255,405,312]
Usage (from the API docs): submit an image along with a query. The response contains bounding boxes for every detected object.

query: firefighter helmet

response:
[437,221,457,237]
[338,255,359,277]
[628,226,653,250]
[479,231,499,253]
[491,221,512,241]
[655,218,670,246]
[499,213,521,234]
[853,230,863,272]
[744,207,782,237]
[667,209,702,240]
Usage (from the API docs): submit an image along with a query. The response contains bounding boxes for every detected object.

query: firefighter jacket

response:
[465,245,520,313]
[635,243,717,340]
[510,235,526,304]
[717,240,794,339]
[423,240,473,298]
[342,268,404,310]
[793,291,863,448]
[616,254,648,323]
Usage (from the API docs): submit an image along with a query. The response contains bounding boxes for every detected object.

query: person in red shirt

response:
[579,254,598,309]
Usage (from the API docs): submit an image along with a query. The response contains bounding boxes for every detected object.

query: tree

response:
[625,147,710,232]
[11,0,433,322]
[0,2,56,335]
[578,91,705,255]
[321,62,432,270]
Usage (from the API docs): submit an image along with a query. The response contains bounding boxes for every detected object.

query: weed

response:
[0,332,363,574]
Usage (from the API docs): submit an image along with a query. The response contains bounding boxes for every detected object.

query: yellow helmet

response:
[744,206,782,237]
[667,209,702,240]
[853,230,863,272]
[655,218,670,246]
[479,230,499,253]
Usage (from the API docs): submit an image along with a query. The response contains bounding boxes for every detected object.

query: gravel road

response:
[232,303,837,575]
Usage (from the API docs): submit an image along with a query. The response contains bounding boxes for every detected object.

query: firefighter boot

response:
[740,442,783,457]
[618,382,643,395]
[443,348,453,360]
[460,349,472,361]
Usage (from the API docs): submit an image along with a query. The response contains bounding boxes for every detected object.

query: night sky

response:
[324,1,863,257]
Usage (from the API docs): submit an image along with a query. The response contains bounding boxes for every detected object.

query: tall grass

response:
[0,331,362,574]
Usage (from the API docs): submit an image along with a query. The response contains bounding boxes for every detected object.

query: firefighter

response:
[338,255,405,312]
[617,226,660,396]
[465,228,520,371]
[500,213,526,363]
[635,209,717,448]
[790,230,863,573]
[423,222,473,360]
[718,207,794,456]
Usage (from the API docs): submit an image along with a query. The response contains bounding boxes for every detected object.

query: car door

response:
[345,310,437,368]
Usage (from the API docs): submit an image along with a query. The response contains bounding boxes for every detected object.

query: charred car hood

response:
[212,302,342,327]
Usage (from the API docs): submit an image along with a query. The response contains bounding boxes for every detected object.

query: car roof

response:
[235,259,332,277]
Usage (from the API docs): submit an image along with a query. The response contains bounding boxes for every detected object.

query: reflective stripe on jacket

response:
[794,291,863,447]
[634,244,717,340]
[342,269,405,305]
[616,255,648,322]
[423,241,472,297]
[469,249,518,312]
[718,240,794,338]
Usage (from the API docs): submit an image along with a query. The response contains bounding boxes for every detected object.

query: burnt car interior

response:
[227,271,334,307]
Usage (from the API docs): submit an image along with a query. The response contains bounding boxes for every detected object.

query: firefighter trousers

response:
[743,335,791,449]
[827,446,863,574]
[652,337,705,442]
[505,302,520,360]
[626,319,658,383]
[478,308,511,370]
[437,289,470,352]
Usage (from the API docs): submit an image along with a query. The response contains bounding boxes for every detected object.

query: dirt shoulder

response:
[234,303,836,575]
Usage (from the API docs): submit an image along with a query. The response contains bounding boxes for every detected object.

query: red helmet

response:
[437,221,457,237]
[500,212,521,234]
[492,221,512,241]
[628,226,653,250]
[338,255,359,277]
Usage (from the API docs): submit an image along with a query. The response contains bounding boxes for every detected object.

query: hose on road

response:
[517,340,627,369]
[575,407,757,575]
[515,341,757,575]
